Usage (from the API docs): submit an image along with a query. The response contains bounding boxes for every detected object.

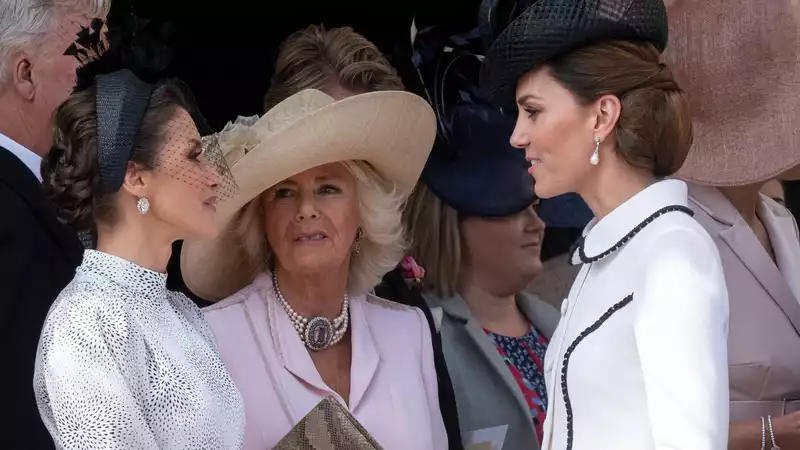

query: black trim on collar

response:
[561,294,634,450]
[569,205,693,266]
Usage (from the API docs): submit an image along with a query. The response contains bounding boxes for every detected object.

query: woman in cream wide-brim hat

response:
[180,88,449,450]
[181,88,435,300]
[664,1,800,448]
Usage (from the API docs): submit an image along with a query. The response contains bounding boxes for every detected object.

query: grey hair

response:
[0,0,111,85]
[232,160,407,295]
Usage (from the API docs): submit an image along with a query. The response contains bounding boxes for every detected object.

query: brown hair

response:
[403,183,462,297]
[548,40,693,177]
[41,81,194,229]
[262,24,403,111]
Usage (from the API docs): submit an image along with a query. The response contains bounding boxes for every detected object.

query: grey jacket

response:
[424,291,560,450]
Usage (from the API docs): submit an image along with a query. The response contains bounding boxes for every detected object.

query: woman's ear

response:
[120,161,150,198]
[591,93,622,143]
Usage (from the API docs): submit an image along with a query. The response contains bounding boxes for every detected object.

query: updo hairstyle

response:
[547,40,693,177]
[41,81,193,230]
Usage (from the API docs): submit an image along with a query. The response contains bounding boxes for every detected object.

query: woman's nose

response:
[295,195,320,221]
[524,204,546,233]
[200,156,223,187]
[205,165,223,187]
[510,118,529,149]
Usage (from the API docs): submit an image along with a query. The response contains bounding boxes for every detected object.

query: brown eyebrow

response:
[517,94,542,106]
[274,175,344,187]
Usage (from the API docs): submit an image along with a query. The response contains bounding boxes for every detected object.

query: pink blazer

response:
[202,274,448,450]
[689,183,800,420]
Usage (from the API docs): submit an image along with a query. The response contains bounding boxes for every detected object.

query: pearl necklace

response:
[271,270,349,352]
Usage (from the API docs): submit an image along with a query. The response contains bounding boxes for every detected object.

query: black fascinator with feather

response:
[411,20,536,218]
[74,14,177,92]
[69,14,216,195]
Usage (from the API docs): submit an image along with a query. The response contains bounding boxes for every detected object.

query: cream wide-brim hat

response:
[664,0,800,186]
[181,89,437,300]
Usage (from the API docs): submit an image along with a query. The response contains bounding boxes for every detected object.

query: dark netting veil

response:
[71,13,237,202]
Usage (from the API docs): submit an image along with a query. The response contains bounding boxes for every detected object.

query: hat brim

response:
[181,90,436,301]
[665,0,800,186]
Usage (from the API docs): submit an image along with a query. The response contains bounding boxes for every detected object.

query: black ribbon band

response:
[95,69,155,192]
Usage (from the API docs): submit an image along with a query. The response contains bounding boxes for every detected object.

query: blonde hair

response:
[403,183,462,297]
[263,24,403,111]
[231,161,406,295]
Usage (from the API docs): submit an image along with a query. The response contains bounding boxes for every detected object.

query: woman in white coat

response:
[480,1,730,449]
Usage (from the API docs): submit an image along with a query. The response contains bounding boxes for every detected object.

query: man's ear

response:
[12,53,36,101]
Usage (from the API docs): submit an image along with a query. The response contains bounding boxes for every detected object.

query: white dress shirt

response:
[542,180,730,450]
[0,132,41,181]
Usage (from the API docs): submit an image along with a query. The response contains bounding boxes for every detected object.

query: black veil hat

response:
[480,0,669,107]
[70,14,226,194]
[61,14,235,247]
[411,21,536,218]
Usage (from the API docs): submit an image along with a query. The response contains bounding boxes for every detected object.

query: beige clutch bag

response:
[273,396,384,450]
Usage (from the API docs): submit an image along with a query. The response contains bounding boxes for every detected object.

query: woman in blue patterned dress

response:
[405,23,559,450]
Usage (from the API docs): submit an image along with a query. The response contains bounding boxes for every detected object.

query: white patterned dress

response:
[33,250,245,449]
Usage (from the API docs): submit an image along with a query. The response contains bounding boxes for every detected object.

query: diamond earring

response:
[137,197,150,215]
[590,137,600,166]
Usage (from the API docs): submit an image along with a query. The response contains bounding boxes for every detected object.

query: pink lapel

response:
[266,283,380,412]
[267,289,330,394]
[690,184,800,335]
[347,296,380,412]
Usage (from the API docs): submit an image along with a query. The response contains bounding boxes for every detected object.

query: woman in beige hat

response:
[665,1,800,448]
[165,24,462,448]
[180,88,447,449]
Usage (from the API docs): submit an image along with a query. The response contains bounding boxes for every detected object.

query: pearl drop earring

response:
[590,137,600,166]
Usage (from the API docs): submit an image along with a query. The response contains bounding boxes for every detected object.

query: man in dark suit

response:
[0,2,110,448]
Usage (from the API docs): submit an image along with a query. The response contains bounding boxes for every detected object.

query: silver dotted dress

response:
[33,250,245,449]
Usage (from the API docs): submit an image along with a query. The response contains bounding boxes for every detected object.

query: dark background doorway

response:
[115,0,481,130]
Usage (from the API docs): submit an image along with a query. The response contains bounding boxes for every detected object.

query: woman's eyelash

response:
[525,108,540,118]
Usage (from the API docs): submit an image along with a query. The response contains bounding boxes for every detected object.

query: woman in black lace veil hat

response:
[33,17,245,449]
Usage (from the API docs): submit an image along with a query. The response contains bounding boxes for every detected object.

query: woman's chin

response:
[283,251,348,276]
[534,182,563,199]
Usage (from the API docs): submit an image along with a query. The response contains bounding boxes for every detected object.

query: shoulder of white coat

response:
[637,215,727,300]
[643,211,719,257]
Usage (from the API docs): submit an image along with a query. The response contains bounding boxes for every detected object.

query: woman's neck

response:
[458,280,529,338]
[95,219,175,273]
[717,183,765,229]
[274,262,349,319]
[579,159,654,221]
